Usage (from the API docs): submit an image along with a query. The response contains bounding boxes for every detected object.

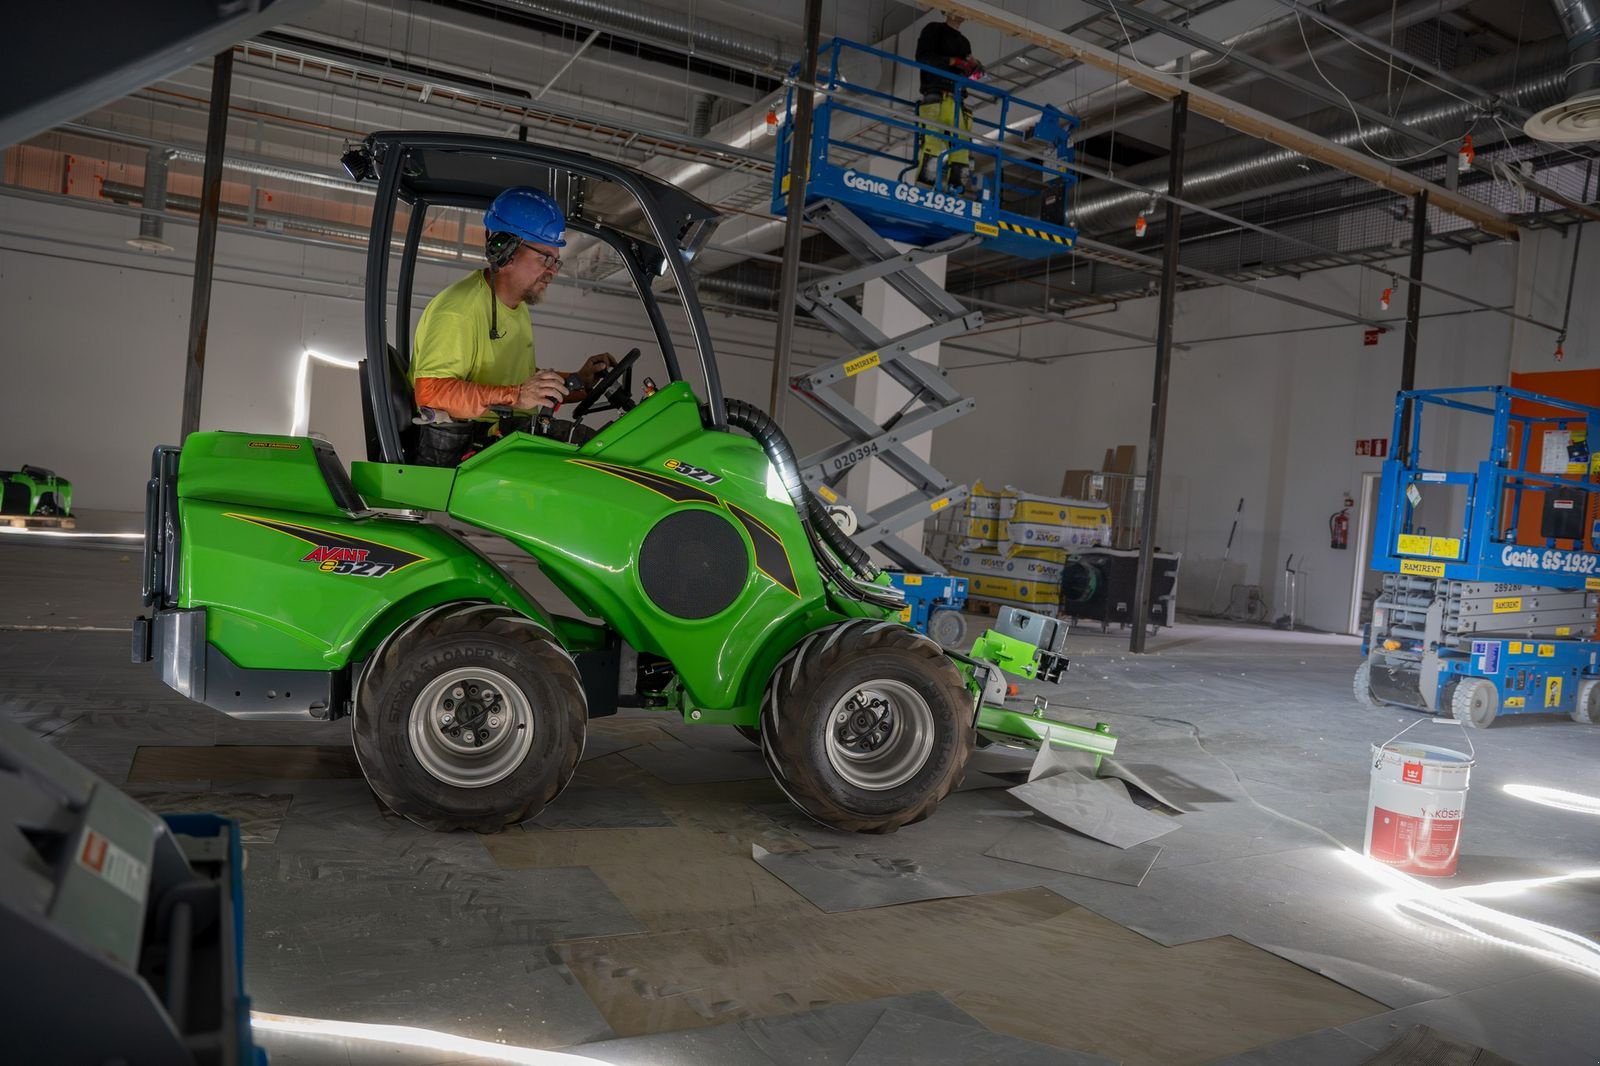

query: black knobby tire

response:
[354,606,586,831]
[760,619,974,833]
[1353,660,1382,709]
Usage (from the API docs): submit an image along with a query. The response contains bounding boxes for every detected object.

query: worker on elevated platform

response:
[914,12,984,194]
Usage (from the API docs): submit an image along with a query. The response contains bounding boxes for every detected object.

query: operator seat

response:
[358,344,419,464]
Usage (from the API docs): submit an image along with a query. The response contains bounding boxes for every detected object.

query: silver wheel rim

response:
[407,666,534,788]
[823,679,935,791]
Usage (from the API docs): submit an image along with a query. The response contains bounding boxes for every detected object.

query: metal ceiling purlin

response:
[1069,0,1498,167]
[236,38,771,169]
[1074,236,1389,330]
[919,0,1520,240]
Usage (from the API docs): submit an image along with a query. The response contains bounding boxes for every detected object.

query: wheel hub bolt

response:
[463,729,476,744]
[440,712,454,726]
[451,687,465,701]
[487,715,501,728]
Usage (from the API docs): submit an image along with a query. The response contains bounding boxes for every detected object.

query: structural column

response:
[1131,92,1188,654]
[1395,190,1428,463]
[767,0,824,425]
[180,49,233,438]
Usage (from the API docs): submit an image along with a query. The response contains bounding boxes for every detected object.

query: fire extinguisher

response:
[1330,498,1352,550]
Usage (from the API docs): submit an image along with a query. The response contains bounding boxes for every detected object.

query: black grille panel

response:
[638,510,748,620]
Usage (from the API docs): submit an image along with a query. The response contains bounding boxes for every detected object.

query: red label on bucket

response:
[1402,761,1424,784]
[1369,806,1462,874]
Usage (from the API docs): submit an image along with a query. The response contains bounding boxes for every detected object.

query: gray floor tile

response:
[985,819,1162,886]
[532,783,674,830]
[1203,1026,1373,1065]
[751,844,972,913]
[844,1009,1114,1065]
[619,744,770,784]
[1009,773,1182,848]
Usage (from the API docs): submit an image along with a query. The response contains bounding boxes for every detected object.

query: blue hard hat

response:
[484,186,566,248]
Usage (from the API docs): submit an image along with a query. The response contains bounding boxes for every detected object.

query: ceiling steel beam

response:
[1074,237,1389,329]
[1070,0,1484,165]
[917,0,1520,239]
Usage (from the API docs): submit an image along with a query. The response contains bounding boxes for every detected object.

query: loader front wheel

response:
[760,619,973,833]
[354,606,585,832]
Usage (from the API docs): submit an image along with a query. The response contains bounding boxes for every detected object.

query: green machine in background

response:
[1,464,73,517]
[134,132,1114,834]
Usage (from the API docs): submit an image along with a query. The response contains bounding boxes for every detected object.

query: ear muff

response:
[486,231,521,270]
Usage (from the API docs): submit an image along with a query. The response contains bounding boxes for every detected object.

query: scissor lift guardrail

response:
[1360,385,1600,724]
[772,38,1081,571]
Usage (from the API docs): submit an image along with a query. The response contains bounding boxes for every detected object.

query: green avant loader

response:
[133,131,1115,832]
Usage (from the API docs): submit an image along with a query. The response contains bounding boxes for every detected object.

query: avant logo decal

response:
[664,458,723,485]
[225,513,427,578]
[302,545,393,578]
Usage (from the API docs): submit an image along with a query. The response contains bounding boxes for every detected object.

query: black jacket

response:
[915,21,973,96]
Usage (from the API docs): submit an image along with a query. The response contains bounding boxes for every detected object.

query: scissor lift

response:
[771,38,1080,571]
[1358,386,1600,727]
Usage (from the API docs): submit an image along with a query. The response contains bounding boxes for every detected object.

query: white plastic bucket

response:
[1364,733,1474,877]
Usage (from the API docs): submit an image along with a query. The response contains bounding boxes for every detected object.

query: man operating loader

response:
[410,185,615,467]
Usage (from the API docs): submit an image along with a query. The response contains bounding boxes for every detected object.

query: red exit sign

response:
[1356,438,1389,457]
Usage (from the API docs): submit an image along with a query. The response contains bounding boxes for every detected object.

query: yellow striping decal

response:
[974,221,999,236]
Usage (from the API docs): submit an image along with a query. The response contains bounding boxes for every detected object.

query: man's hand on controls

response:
[575,352,617,386]
[516,369,570,410]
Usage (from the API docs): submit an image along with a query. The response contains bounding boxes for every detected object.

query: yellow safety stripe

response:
[994,219,1073,247]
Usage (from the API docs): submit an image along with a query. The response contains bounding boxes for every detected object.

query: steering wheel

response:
[571,347,642,421]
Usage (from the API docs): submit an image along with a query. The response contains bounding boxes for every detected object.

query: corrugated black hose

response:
[718,399,883,585]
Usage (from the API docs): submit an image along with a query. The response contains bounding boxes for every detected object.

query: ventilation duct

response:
[488,0,788,75]
[1524,0,1600,141]
[126,150,173,253]
[1067,39,1569,235]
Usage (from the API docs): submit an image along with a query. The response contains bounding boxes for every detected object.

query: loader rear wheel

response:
[760,619,973,833]
[1451,677,1498,729]
[354,605,585,832]
[1572,679,1600,724]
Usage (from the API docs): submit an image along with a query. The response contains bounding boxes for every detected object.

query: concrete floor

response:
[3,541,1599,1064]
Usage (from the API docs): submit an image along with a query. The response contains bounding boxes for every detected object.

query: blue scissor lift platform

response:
[772,38,1081,258]
[1359,386,1600,727]
[769,39,1081,586]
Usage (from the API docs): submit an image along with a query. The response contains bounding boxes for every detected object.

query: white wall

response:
[931,235,1543,633]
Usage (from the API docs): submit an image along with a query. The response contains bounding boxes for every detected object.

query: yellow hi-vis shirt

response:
[411,269,536,414]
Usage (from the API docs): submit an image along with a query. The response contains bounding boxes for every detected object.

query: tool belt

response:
[415,416,531,468]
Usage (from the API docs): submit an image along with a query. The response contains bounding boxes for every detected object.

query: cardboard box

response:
[1060,468,1096,498]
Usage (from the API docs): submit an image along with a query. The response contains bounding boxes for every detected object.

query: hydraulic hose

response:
[719,399,883,584]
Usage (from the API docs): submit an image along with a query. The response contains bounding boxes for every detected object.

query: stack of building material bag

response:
[949,481,1112,614]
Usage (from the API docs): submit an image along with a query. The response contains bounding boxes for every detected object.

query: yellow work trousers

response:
[917,93,972,167]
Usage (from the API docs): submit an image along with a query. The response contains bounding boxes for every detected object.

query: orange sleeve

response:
[415,378,520,420]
